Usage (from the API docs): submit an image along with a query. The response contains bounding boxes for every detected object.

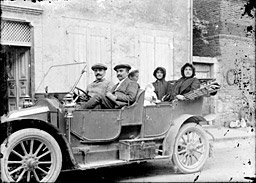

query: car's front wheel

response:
[1,128,62,182]
[172,123,209,173]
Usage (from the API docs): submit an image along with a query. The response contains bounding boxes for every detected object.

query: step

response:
[77,155,170,170]
[78,160,127,169]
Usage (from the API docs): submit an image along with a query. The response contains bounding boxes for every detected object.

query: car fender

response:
[0,118,78,170]
[163,114,206,157]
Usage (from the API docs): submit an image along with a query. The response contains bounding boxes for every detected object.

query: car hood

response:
[2,106,50,122]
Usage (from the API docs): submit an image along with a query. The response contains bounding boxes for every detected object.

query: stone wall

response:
[194,0,255,126]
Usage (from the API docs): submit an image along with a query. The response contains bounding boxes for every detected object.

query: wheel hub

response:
[187,143,196,154]
[24,156,38,170]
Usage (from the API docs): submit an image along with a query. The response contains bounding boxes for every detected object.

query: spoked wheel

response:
[172,123,209,173]
[1,128,62,182]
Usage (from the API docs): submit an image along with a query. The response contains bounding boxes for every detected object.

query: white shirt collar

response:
[115,77,127,90]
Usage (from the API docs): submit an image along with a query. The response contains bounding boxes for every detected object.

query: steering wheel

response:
[73,86,91,102]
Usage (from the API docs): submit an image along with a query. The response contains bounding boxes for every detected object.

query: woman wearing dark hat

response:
[172,63,200,100]
[152,67,168,100]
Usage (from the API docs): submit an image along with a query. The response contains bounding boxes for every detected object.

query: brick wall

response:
[216,36,255,126]
[194,0,255,126]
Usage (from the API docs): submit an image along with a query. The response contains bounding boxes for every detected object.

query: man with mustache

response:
[81,64,139,109]
[82,63,114,102]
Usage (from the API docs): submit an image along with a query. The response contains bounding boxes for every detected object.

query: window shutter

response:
[138,32,174,88]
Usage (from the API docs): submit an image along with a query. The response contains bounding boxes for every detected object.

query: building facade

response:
[0,0,193,114]
[193,0,255,126]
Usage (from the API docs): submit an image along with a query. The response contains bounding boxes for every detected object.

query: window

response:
[193,63,213,79]
[1,20,31,46]
[193,56,218,80]
[193,56,218,119]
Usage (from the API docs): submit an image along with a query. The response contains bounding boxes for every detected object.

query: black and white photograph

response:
[0,0,255,182]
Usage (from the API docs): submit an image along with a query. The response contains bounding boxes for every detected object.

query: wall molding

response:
[193,56,218,64]
[1,4,43,15]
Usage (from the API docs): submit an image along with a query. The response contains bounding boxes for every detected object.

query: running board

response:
[78,155,170,170]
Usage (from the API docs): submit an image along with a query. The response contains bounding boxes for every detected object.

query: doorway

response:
[0,46,31,114]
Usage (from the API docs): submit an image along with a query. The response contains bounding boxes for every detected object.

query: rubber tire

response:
[172,123,209,173]
[1,128,62,182]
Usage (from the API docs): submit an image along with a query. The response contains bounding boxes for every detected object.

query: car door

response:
[143,104,174,137]
[71,109,122,142]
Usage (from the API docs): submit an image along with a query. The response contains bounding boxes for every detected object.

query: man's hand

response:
[106,91,117,101]
[176,94,186,100]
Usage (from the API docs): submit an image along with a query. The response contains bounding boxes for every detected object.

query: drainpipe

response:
[188,0,193,63]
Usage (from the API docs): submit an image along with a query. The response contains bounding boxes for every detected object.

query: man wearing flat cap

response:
[82,63,114,103]
[81,63,139,109]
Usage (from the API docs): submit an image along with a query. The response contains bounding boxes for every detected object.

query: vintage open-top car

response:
[0,65,219,182]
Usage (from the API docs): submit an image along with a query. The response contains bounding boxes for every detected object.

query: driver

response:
[81,64,139,109]
[82,63,114,101]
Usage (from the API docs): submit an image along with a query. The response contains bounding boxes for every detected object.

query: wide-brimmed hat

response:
[91,63,108,71]
[113,64,131,71]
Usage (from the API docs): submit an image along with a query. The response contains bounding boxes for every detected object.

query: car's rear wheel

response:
[172,123,209,173]
[1,128,62,182]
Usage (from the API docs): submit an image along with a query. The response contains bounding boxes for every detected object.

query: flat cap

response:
[91,63,108,70]
[113,64,131,71]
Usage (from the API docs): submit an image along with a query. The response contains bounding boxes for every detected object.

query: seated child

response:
[144,84,161,106]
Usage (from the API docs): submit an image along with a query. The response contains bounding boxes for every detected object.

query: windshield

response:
[36,62,87,93]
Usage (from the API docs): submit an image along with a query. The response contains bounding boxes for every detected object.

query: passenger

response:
[152,67,168,100]
[128,69,140,88]
[162,80,175,102]
[81,64,139,109]
[172,63,200,101]
[128,69,139,82]
[85,63,114,99]
[144,83,161,106]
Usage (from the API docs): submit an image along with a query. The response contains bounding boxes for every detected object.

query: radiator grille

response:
[1,21,31,44]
